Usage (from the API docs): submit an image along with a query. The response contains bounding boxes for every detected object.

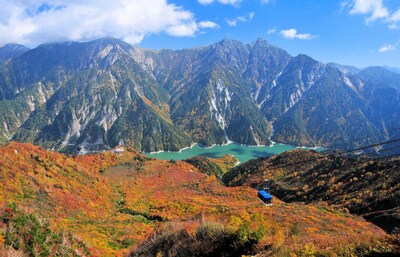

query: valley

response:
[0,38,399,154]
[145,141,324,163]
[0,37,399,256]
[1,0,400,256]
[0,142,399,256]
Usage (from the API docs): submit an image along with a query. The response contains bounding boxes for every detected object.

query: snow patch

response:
[343,75,357,92]
[306,63,325,88]
[358,79,364,90]
[108,72,118,98]
[26,95,35,112]
[98,45,114,59]
[36,83,47,103]
[133,82,144,98]
[257,70,283,108]
[3,122,9,133]
[97,107,118,132]
[259,94,270,108]
[209,78,233,143]
[289,88,303,108]
[272,71,283,88]
[209,79,231,130]
[252,81,262,102]
[60,110,82,148]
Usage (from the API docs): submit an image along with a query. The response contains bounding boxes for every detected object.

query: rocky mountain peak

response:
[0,43,30,63]
[0,37,399,153]
[250,37,269,47]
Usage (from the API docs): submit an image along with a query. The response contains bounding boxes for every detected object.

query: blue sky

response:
[0,0,399,67]
[140,0,400,68]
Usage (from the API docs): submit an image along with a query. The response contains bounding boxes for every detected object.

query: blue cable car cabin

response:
[258,190,273,205]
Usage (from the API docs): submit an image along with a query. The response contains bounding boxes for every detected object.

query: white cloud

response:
[198,0,214,4]
[0,0,219,46]
[349,0,389,22]
[267,28,276,34]
[198,21,220,29]
[166,23,198,37]
[198,0,270,6]
[226,19,237,27]
[236,16,247,22]
[280,28,316,40]
[249,12,255,20]
[378,44,396,53]
[343,0,400,29]
[388,9,400,29]
[225,12,254,27]
[198,0,242,6]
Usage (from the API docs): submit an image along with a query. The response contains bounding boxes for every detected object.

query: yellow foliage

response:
[298,243,317,256]
[0,143,392,256]
[228,215,243,230]
[0,234,4,247]
[273,228,286,248]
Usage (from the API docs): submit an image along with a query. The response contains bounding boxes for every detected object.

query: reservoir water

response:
[145,142,322,163]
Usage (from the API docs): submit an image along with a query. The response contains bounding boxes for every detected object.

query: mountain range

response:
[0,38,399,152]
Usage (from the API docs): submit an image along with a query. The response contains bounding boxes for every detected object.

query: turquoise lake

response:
[145,143,322,163]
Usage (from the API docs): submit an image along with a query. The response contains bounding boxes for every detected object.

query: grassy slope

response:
[0,143,396,256]
[184,154,238,177]
[223,149,400,234]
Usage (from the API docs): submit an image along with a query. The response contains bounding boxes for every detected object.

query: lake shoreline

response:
[145,141,324,163]
[144,140,322,155]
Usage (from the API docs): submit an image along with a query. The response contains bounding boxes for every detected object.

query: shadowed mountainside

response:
[0,38,399,153]
[223,149,400,234]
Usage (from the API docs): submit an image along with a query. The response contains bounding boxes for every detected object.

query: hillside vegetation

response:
[1,39,400,153]
[184,154,238,177]
[0,204,90,256]
[223,149,400,234]
[0,143,398,256]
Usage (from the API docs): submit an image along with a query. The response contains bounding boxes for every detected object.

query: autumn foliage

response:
[0,142,397,256]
